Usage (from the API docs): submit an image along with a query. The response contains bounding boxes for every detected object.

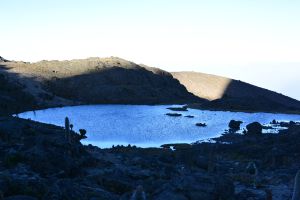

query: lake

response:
[18,105,300,148]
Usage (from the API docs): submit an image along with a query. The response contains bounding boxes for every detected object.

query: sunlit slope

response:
[172,71,300,112]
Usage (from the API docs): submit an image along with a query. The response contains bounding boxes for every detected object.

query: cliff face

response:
[172,72,300,113]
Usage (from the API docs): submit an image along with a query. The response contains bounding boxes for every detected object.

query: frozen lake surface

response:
[19,105,300,148]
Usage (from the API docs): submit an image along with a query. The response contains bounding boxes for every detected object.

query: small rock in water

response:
[166,106,188,111]
[166,113,182,117]
[196,123,207,127]
[184,115,195,118]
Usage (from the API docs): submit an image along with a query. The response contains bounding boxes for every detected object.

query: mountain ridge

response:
[1,56,300,115]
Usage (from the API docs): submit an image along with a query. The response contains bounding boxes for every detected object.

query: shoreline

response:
[15,102,300,116]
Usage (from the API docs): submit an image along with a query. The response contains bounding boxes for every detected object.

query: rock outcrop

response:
[229,120,243,133]
[246,122,263,135]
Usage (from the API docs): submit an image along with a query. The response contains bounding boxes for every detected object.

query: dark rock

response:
[196,123,207,127]
[0,164,47,198]
[215,176,235,200]
[271,119,278,124]
[4,196,37,200]
[246,122,263,135]
[194,155,209,170]
[129,185,146,200]
[44,179,87,200]
[0,56,9,62]
[236,188,266,200]
[166,113,182,117]
[228,120,243,133]
[167,106,188,111]
[153,175,219,200]
[184,115,194,118]
[153,190,188,200]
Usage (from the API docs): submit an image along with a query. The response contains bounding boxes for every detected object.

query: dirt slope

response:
[172,71,300,113]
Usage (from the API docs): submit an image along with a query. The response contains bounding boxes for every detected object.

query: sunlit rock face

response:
[172,72,231,100]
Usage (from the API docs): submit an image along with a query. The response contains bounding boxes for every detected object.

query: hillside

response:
[0,57,201,115]
[172,72,300,113]
[1,56,300,115]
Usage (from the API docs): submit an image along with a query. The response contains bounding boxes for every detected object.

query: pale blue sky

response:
[1,0,300,100]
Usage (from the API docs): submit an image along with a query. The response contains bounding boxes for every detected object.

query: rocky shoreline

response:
[0,116,299,199]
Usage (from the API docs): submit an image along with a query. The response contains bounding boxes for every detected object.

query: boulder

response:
[167,106,188,111]
[184,115,195,118]
[271,119,278,124]
[228,120,243,132]
[166,113,182,117]
[246,122,263,135]
[196,123,207,127]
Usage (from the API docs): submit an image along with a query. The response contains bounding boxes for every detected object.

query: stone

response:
[246,122,263,135]
[228,120,243,132]
[166,113,182,117]
[196,123,207,127]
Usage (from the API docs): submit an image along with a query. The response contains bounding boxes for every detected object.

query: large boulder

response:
[246,122,263,135]
[228,120,243,133]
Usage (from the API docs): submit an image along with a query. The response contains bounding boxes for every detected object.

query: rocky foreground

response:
[0,116,299,200]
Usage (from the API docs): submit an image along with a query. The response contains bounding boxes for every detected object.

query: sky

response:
[1,0,300,100]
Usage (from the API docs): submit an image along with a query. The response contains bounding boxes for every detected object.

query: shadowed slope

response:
[44,66,201,104]
[0,57,202,116]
